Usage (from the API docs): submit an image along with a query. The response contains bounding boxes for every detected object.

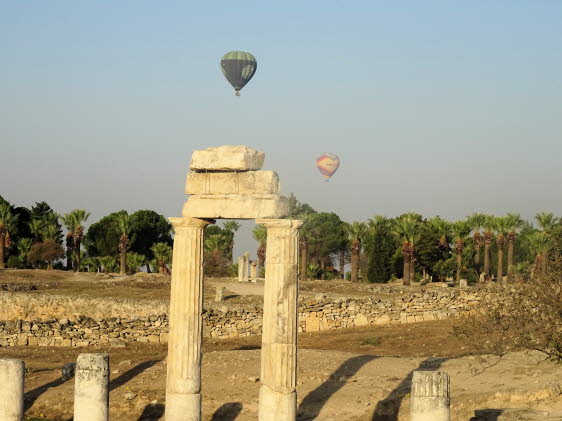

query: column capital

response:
[255,219,303,229]
[169,217,214,229]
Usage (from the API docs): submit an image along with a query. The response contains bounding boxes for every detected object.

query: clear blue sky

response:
[1,2,561,257]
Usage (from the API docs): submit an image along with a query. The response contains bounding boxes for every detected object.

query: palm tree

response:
[97,256,117,273]
[468,213,486,268]
[116,213,132,275]
[151,242,172,274]
[535,212,560,235]
[17,238,33,267]
[252,224,267,272]
[427,216,451,251]
[222,221,241,263]
[482,216,495,278]
[126,252,146,274]
[392,215,418,285]
[61,209,91,272]
[505,213,524,282]
[493,216,510,281]
[343,222,367,283]
[0,203,17,269]
[525,231,549,280]
[451,220,472,282]
[29,219,44,242]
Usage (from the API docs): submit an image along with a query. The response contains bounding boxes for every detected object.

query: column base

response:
[165,392,201,421]
[259,384,296,421]
[411,398,450,421]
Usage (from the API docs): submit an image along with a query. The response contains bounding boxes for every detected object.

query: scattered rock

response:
[125,392,137,401]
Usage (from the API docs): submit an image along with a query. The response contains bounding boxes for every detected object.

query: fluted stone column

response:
[256,219,303,421]
[410,371,450,421]
[74,353,109,421]
[166,217,212,421]
[0,359,24,421]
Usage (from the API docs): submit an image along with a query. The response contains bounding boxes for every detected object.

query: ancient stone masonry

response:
[74,353,109,421]
[411,371,451,421]
[182,145,289,219]
[0,359,24,421]
[238,252,250,282]
[167,145,301,420]
[0,288,498,347]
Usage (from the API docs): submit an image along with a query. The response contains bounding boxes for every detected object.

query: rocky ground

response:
[1,270,561,420]
[0,323,560,421]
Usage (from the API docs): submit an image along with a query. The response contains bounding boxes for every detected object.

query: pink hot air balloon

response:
[316,153,340,181]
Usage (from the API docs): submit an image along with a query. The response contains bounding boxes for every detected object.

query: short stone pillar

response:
[0,359,24,421]
[166,217,212,421]
[250,261,258,280]
[256,219,303,421]
[410,371,450,421]
[215,286,225,302]
[238,252,249,282]
[74,353,109,421]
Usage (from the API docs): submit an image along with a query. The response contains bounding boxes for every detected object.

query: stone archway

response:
[165,146,302,421]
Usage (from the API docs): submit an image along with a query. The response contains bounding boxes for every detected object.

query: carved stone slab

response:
[185,171,279,195]
[190,145,265,172]
[182,194,289,219]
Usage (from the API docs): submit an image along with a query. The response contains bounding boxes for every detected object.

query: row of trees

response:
[250,195,562,284]
[2,193,560,283]
[0,195,173,274]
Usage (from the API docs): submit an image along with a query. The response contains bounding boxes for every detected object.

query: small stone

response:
[61,363,76,380]
[125,392,137,400]
[248,376,259,383]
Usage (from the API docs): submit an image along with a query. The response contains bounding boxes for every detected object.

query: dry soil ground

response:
[1,270,561,420]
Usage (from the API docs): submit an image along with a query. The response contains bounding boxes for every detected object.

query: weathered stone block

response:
[355,313,369,326]
[182,194,289,219]
[411,371,450,421]
[185,171,279,195]
[190,145,265,171]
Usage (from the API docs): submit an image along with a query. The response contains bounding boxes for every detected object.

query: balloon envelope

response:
[316,153,340,180]
[220,51,257,96]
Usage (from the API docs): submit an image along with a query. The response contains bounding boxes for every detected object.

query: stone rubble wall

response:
[0,288,500,348]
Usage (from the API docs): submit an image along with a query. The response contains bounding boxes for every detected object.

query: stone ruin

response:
[0,145,453,421]
[168,145,303,421]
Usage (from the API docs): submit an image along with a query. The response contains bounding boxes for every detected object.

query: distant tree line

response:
[1,193,560,283]
[0,195,173,274]
[254,194,562,284]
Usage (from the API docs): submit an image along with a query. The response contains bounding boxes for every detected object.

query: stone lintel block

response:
[190,145,265,171]
[182,195,289,220]
[185,170,279,195]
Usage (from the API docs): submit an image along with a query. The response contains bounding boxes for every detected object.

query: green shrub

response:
[361,336,382,346]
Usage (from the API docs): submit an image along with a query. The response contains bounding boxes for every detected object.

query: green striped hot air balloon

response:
[220,51,257,96]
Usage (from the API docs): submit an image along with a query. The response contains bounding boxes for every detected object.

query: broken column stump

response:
[74,353,109,421]
[410,371,450,421]
[0,359,24,421]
